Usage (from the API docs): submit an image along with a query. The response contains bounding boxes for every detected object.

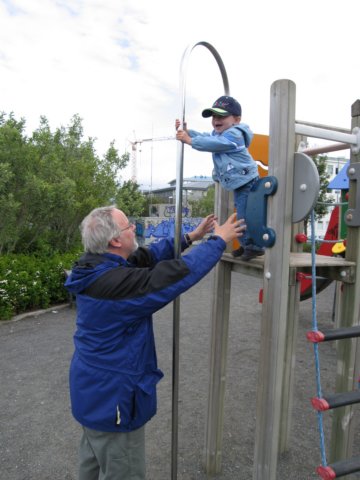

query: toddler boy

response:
[176,95,264,260]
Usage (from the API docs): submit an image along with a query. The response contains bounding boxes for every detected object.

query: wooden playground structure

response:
[172,42,360,480]
[205,81,360,479]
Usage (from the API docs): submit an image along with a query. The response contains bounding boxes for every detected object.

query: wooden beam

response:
[253,79,296,480]
[203,259,232,474]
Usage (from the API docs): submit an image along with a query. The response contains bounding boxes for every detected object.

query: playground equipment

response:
[209,84,360,479]
[235,124,341,302]
[305,207,360,479]
[172,41,360,480]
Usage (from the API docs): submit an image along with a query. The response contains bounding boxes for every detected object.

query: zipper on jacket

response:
[116,404,121,425]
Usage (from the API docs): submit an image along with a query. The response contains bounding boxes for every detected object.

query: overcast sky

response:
[1,0,359,189]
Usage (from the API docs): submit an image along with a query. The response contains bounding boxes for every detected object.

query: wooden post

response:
[330,100,360,463]
[278,263,301,453]
[278,139,306,453]
[203,183,233,474]
[253,79,296,479]
[203,259,232,474]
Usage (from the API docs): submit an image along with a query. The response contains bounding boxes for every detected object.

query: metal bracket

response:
[351,127,360,154]
[345,163,360,226]
[297,140,307,152]
[246,176,278,248]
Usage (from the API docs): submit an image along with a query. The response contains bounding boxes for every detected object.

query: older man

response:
[65,205,245,480]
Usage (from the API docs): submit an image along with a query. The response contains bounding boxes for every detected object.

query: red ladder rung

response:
[317,455,360,479]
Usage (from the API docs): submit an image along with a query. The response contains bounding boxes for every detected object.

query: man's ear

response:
[109,236,122,248]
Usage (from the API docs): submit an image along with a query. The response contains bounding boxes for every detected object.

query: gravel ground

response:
[0,268,359,479]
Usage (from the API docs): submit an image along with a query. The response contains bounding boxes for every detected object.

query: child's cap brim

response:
[202,107,230,118]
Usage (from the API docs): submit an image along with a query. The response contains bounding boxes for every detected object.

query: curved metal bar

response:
[171,41,230,480]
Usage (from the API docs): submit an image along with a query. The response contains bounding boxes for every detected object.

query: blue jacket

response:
[65,235,226,432]
[189,124,258,191]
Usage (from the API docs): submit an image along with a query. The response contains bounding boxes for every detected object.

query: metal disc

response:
[292,152,320,223]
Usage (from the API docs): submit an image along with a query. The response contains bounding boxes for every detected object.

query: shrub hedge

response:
[0,252,80,321]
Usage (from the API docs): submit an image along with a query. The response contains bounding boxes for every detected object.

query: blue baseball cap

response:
[202,96,242,118]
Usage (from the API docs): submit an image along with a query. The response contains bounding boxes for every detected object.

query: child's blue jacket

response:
[65,235,226,432]
[189,123,258,191]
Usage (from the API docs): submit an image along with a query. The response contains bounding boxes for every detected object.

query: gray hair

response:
[80,206,122,254]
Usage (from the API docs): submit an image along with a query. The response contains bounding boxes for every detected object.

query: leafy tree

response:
[189,185,215,217]
[0,113,29,252]
[303,155,333,235]
[115,180,145,217]
[0,112,129,254]
[0,162,20,253]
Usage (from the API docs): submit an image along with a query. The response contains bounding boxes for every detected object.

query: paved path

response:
[0,269,357,479]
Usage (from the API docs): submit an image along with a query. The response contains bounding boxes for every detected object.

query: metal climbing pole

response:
[171,41,230,480]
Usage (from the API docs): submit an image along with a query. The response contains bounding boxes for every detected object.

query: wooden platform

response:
[221,252,356,283]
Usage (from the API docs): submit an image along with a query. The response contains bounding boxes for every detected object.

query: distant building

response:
[143,175,214,206]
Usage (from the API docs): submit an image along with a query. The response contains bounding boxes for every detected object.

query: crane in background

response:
[127,135,175,183]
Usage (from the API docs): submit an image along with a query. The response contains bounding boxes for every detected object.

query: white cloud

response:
[0,0,358,187]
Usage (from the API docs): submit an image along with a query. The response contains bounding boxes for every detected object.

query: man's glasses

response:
[119,222,134,234]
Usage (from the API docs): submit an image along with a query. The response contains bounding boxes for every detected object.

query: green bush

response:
[302,242,321,253]
[0,251,80,321]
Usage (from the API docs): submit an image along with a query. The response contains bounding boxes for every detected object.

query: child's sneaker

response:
[241,249,265,261]
[231,246,244,257]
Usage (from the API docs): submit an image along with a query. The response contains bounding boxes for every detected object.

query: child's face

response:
[211,115,240,133]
